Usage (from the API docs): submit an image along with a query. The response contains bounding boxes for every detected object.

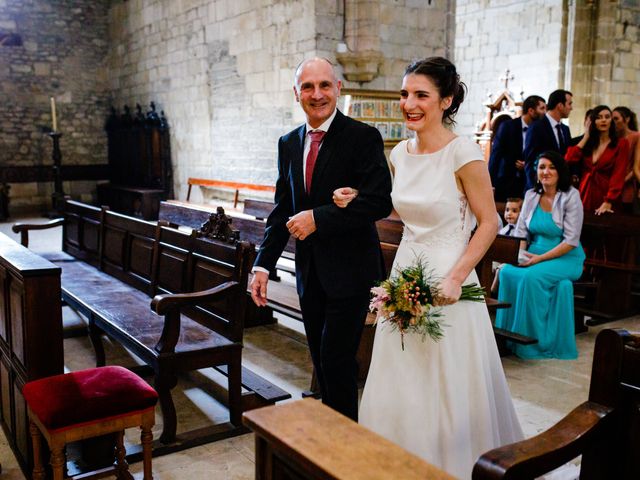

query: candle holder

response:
[48,131,66,215]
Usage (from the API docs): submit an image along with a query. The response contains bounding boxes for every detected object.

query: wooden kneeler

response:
[24,366,158,480]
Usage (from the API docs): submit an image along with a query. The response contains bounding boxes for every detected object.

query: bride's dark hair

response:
[404,57,466,126]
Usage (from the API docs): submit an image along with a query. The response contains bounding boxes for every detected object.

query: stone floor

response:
[1,217,639,479]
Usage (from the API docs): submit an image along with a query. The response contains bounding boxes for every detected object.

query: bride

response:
[334,57,523,478]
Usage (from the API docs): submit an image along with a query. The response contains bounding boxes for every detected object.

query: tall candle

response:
[50,97,57,132]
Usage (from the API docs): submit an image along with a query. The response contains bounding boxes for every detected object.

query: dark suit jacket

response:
[254,110,393,298]
[488,117,526,200]
[523,115,571,190]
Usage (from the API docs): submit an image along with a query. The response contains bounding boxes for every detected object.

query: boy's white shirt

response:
[499,223,517,235]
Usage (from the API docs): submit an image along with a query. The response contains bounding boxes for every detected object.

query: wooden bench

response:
[160,200,296,260]
[243,398,455,480]
[243,198,276,220]
[473,328,640,479]
[186,178,276,208]
[0,232,63,475]
[159,200,294,326]
[577,212,640,323]
[12,200,290,451]
[159,201,536,364]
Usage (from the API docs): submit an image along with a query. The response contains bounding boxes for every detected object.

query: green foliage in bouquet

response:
[370,256,486,350]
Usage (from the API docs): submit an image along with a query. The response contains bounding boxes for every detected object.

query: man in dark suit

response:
[523,89,573,190]
[250,58,393,420]
[489,95,546,200]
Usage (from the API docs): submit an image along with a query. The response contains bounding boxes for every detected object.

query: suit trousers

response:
[299,259,370,421]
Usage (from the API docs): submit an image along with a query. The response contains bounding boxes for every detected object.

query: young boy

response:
[492,198,523,294]
[499,197,523,236]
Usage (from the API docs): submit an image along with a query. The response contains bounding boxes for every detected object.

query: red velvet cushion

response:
[23,366,158,431]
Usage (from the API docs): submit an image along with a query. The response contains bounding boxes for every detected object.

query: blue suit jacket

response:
[254,110,393,298]
[489,117,526,200]
[523,116,571,190]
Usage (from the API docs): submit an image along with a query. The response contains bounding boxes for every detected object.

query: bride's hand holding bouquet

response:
[434,276,462,306]
[369,256,485,350]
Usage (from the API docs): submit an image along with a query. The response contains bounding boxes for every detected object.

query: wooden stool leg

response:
[141,423,154,480]
[114,430,133,479]
[30,422,46,480]
[50,445,65,480]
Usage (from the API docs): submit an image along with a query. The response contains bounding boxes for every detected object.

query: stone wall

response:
[106,0,452,202]
[12,0,638,213]
[0,0,109,212]
[596,1,640,111]
[454,0,566,136]
[455,0,640,137]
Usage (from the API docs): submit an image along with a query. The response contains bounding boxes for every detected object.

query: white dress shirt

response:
[499,223,517,236]
[546,112,562,149]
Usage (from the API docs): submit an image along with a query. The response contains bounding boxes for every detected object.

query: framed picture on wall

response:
[339,89,407,147]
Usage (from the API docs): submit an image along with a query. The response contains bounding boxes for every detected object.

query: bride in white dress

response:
[334,58,523,478]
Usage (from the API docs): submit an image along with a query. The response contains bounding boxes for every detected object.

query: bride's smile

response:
[400,74,452,133]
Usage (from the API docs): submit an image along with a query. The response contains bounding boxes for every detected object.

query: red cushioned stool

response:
[23,366,158,480]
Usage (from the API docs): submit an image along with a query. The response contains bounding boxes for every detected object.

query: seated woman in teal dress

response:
[496,151,585,359]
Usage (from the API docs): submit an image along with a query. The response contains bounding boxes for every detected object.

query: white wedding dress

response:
[359,137,523,479]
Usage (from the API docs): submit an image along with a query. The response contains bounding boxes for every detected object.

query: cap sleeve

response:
[454,137,484,171]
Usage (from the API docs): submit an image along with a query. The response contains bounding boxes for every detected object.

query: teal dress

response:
[495,205,585,359]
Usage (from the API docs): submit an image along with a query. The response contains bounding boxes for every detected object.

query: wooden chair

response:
[24,366,158,480]
[473,328,640,479]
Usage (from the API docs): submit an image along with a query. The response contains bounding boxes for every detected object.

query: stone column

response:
[336,0,383,82]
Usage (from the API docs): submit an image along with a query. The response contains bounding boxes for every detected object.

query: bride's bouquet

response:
[369,256,485,350]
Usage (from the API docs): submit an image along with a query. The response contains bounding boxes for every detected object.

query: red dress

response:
[621,132,640,205]
[565,138,629,212]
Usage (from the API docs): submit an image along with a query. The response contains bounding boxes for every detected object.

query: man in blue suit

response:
[523,89,573,190]
[489,95,546,200]
[250,58,392,420]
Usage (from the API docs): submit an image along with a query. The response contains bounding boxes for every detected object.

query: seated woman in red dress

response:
[566,105,629,215]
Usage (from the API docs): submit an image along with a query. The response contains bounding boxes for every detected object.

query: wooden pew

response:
[473,328,640,479]
[12,200,291,451]
[159,201,536,363]
[578,212,640,322]
[243,398,455,480]
[186,178,275,208]
[159,200,296,260]
[243,198,275,220]
[159,200,294,327]
[0,232,63,475]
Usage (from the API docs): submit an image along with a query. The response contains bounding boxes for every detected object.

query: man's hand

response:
[286,210,316,240]
[250,271,269,307]
[333,187,359,208]
[515,159,524,171]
